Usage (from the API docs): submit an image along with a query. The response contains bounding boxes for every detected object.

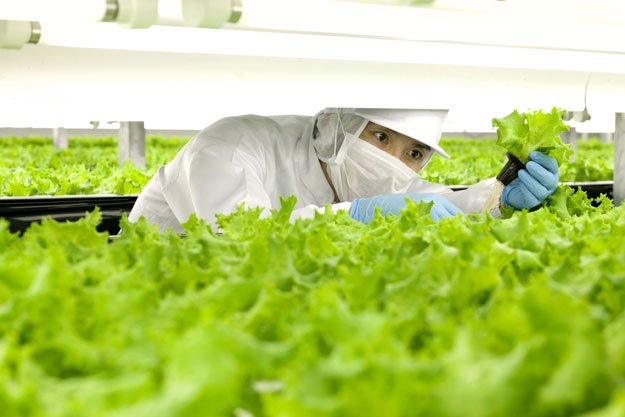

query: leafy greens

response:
[1,191,624,417]
[492,107,573,163]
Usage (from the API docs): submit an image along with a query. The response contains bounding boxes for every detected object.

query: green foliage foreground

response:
[1,188,625,417]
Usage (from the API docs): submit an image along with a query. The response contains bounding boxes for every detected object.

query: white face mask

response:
[324,132,419,201]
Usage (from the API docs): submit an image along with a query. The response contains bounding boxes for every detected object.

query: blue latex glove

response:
[350,193,464,224]
[502,151,559,210]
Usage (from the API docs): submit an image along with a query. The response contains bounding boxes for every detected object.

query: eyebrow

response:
[411,142,430,150]
[370,124,430,150]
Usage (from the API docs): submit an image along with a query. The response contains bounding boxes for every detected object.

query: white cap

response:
[354,108,450,159]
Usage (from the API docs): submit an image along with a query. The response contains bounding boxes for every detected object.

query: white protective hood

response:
[354,108,450,159]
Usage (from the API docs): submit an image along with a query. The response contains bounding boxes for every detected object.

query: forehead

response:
[365,121,430,149]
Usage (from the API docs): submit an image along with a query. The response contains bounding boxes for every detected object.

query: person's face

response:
[358,121,432,172]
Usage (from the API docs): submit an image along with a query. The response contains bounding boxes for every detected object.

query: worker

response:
[128,108,559,233]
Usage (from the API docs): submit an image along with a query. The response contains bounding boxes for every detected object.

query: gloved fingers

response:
[529,151,559,175]
[518,170,552,202]
[526,161,558,190]
[429,202,449,221]
[429,207,442,222]
[430,202,457,221]
[406,194,434,204]
[523,193,541,209]
[504,184,541,209]
[378,197,400,216]
[438,197,464,216]
[349,198,361,220]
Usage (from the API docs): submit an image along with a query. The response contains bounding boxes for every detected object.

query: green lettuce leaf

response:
[492,107,573,163]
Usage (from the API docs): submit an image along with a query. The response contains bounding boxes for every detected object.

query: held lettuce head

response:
[492,107,573,164]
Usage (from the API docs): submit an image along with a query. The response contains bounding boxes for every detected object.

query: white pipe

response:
[53,127,69,149]
[118,121,146,169]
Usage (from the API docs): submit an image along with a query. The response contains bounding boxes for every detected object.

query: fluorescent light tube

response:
[0,20,40,49]
[0,0,158,28]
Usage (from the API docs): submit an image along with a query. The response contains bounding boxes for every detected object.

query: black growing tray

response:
[0,195,138,234]
[0,181,615,235]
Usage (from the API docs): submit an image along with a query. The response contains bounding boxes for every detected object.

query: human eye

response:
[408,148,423,160]
[374,132,388,144]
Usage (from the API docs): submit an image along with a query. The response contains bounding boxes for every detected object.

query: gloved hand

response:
[502,151,559,210]
[350,192,464,224]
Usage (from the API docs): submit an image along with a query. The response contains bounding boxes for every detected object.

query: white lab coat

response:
[128,114,499,233]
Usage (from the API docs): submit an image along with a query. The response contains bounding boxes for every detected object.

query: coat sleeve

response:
[162,143,273,230]
[441,177,503,217]
[166,142,352,228]
[406,176,503,217]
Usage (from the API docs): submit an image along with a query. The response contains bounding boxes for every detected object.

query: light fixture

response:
[92,0,160,28]
[103,0,120,21]
[0,0,110,23]
[115,0,159,28]
[0,0,158,29]
[0,20,41,49]
[181,0,243,28]
[0,0,156,49]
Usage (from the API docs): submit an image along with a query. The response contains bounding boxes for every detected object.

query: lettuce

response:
[421,137,613,185]
[492,108,573,163]
[1,193,624,417]
[0,136,188,196]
